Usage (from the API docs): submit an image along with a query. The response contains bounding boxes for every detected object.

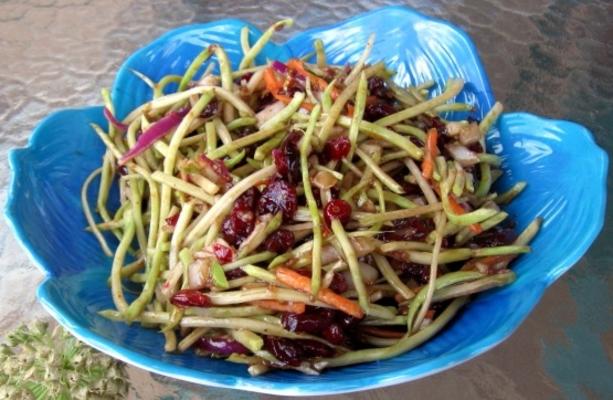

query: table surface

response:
[0,1,611,399]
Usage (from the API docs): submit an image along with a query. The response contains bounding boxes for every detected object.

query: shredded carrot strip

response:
[346,103,355,117]
[421,128,438,179]
[273,93,314,111]
[447,195,465,215]
[263,67,282,93]
[448,195,482,233]
[287,59,328,90]
[275,267,364,318]
[469,222,483,234]
[252,299,306,314]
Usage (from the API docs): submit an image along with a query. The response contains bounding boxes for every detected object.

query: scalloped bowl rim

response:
[4,6,609,396]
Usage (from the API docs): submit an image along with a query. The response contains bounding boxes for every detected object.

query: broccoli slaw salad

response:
[86,19,540,376]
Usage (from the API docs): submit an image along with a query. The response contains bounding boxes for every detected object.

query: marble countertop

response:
[0,1,611,399]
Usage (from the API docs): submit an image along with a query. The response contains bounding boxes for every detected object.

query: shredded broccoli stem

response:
[375,79,464,127]
[227,116,258,131]
[356,148,404,194]
[239,19,293,70]
[208,124,285,159]
[479,101,503,135]
[432,271,516,302]
[348,71,368,160]
[123,230,169,321]
[413,212,446,331]
[407,271,481,333]
[240,27,251,62]
[373,254,414,300]
[152,171,215,204]
[254,132,286,160]
[314,38,326,67]
[515,217,542,245]
[81,168,113,256]
[321,78,336,113]
[355,202,442,226]
[212,45,235,122]
[178,327,208,352]
[475,162,492,197]
[299,105,324,295]
[158,90,214,228]
[345,33,375,85]
[178,46,214,92]
[111,212,135,313]
[318,63,384,146]
[338,116,423,159]
[496,181,527,204]
[330,219,370,313]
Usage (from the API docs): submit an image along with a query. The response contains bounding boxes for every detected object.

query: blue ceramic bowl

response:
[5,6,608,396]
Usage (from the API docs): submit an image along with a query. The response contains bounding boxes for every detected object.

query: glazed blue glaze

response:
[5,6,608,396]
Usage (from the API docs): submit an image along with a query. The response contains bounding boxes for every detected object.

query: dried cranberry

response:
[221,208,255,247]
[379,217,434,242]
[212,243,234,264]
[322,323,345,345]
[170,290,211,308]
[165,213,180,227]
[257,180,297,220]
[262,229,295,253]
[417,115,446,134]
[363,102,396,122]
[273,132,301,184]
[263,336,302,366]
[337,313,361,329]
[328,272,348,293]
[298,339,335,358]
[200,99,219,119]
[118,165,128,176]
[324,136,351,161]
[234,125,257,138]
[281,310,332,334]
[469,226,517,248]
[392,261,430,285]
[221,188,259,247]
[272,148,288,175]
[225,267,247,279]
[402,182,422,196]
[320,308,337,321]
[235,187,260,211]
[195,337,249,356]
[323,199,352,227]
[367,76,393,98]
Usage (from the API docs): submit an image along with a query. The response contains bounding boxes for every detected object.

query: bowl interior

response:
[6,6,607,395]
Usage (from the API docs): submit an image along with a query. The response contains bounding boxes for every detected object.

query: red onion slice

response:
[103,107,128,132]
[119,108,189,165]
[271,60,288,74]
